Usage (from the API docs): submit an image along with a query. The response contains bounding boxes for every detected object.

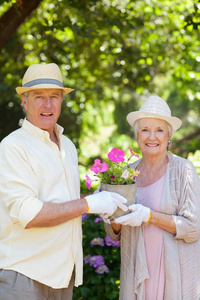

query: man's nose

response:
[43,97,52,107]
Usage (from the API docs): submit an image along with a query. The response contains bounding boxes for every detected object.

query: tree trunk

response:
[0,0,43,50]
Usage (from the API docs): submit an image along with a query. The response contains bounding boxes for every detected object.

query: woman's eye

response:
[157,129,164,132]
[141,129,148,132]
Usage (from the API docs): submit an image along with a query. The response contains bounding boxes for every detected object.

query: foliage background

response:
[73,213,121,300]
[0,0,200,299]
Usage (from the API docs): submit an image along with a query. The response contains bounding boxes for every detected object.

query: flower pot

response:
[100,183,137,221]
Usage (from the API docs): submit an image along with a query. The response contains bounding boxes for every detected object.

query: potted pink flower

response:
[86,147,140,219]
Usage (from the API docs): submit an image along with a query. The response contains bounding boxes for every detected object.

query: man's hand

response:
[114,204,151,226]
[85,191,128,215]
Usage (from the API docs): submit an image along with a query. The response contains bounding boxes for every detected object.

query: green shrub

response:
[73,213,121,300]
[187,150,200,176]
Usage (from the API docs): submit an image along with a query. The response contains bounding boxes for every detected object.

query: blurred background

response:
[0,0,200,298]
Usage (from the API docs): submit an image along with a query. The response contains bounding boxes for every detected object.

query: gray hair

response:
[21,92,28,113]
[23,92,29,102]
[133,119,173,150]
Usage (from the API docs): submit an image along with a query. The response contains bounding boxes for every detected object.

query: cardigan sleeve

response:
[173,158,200,243]
[104,223,121,241]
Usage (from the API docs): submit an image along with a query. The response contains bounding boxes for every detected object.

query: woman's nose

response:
[149,131,156,140]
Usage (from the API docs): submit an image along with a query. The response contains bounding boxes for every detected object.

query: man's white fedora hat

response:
[16,63,74,95]
[126,95,182,133]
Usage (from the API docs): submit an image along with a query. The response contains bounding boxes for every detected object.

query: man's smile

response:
[40,112,53,117]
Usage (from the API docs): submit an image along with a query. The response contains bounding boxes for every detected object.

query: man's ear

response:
[21,95,27,112]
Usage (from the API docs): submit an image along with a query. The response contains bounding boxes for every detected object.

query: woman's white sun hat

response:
[126,95,182,133]
[16,63,74,95]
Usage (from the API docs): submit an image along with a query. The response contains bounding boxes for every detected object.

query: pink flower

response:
[108,148,125,163]
[90,159,108,174]
[111,175,115,179]
[129,147,139,158]
[86,175,92,190]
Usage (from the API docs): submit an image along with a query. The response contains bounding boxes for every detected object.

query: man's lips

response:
[40,112,53,117]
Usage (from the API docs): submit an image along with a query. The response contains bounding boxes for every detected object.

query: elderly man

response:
[0,63,127,300]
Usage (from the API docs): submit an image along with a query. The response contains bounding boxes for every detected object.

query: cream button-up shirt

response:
[0,119,83,288]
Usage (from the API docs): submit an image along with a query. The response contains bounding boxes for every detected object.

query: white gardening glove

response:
[93,187,111,223]
[114,204,151,227]
[100,213,111,224]
[85,191,128,215]
[93,186,111,223]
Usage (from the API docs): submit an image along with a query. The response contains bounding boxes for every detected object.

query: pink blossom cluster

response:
[86,147,139,190]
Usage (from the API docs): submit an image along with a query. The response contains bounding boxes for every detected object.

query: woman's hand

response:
[115,204,177,234]
[114,204,151,227]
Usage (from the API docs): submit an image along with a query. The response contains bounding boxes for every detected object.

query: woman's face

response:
[137,118,170,157]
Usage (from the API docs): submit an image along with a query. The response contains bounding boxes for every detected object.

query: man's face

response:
[21,89,63,135]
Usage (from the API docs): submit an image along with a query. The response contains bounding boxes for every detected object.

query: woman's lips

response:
[146,143,159,147]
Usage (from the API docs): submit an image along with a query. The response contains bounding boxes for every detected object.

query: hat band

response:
[23,78,63,88]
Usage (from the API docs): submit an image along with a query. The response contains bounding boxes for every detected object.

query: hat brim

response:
[126,111,182,133]
[16,84,74,95]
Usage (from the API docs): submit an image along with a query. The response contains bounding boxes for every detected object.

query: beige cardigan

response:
[105,153,200,300]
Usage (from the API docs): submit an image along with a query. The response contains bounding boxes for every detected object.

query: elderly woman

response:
[105,95,200,300]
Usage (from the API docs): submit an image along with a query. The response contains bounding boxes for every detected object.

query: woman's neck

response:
[139,152,169,171]
[137,152,169,187]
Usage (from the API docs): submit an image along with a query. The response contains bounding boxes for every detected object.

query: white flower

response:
[121,169,130,180]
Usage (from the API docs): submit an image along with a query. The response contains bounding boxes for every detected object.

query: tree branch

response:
[180,127,200,143]
[0,0,43,50]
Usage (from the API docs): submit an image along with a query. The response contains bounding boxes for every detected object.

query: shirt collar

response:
[22,118,64,142]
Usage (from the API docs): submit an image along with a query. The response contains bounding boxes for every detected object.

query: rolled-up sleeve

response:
[18,197,43,228]
[0,140,43,228]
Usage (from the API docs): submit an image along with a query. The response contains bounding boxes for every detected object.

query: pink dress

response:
[138,175,166,300]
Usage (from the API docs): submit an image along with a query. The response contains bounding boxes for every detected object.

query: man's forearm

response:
[25,198,88,229]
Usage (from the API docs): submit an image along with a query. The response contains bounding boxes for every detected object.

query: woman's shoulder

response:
[168,152,196,173]
[169,152,190,164]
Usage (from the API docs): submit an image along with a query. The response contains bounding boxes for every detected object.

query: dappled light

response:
[0,0,200,299]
